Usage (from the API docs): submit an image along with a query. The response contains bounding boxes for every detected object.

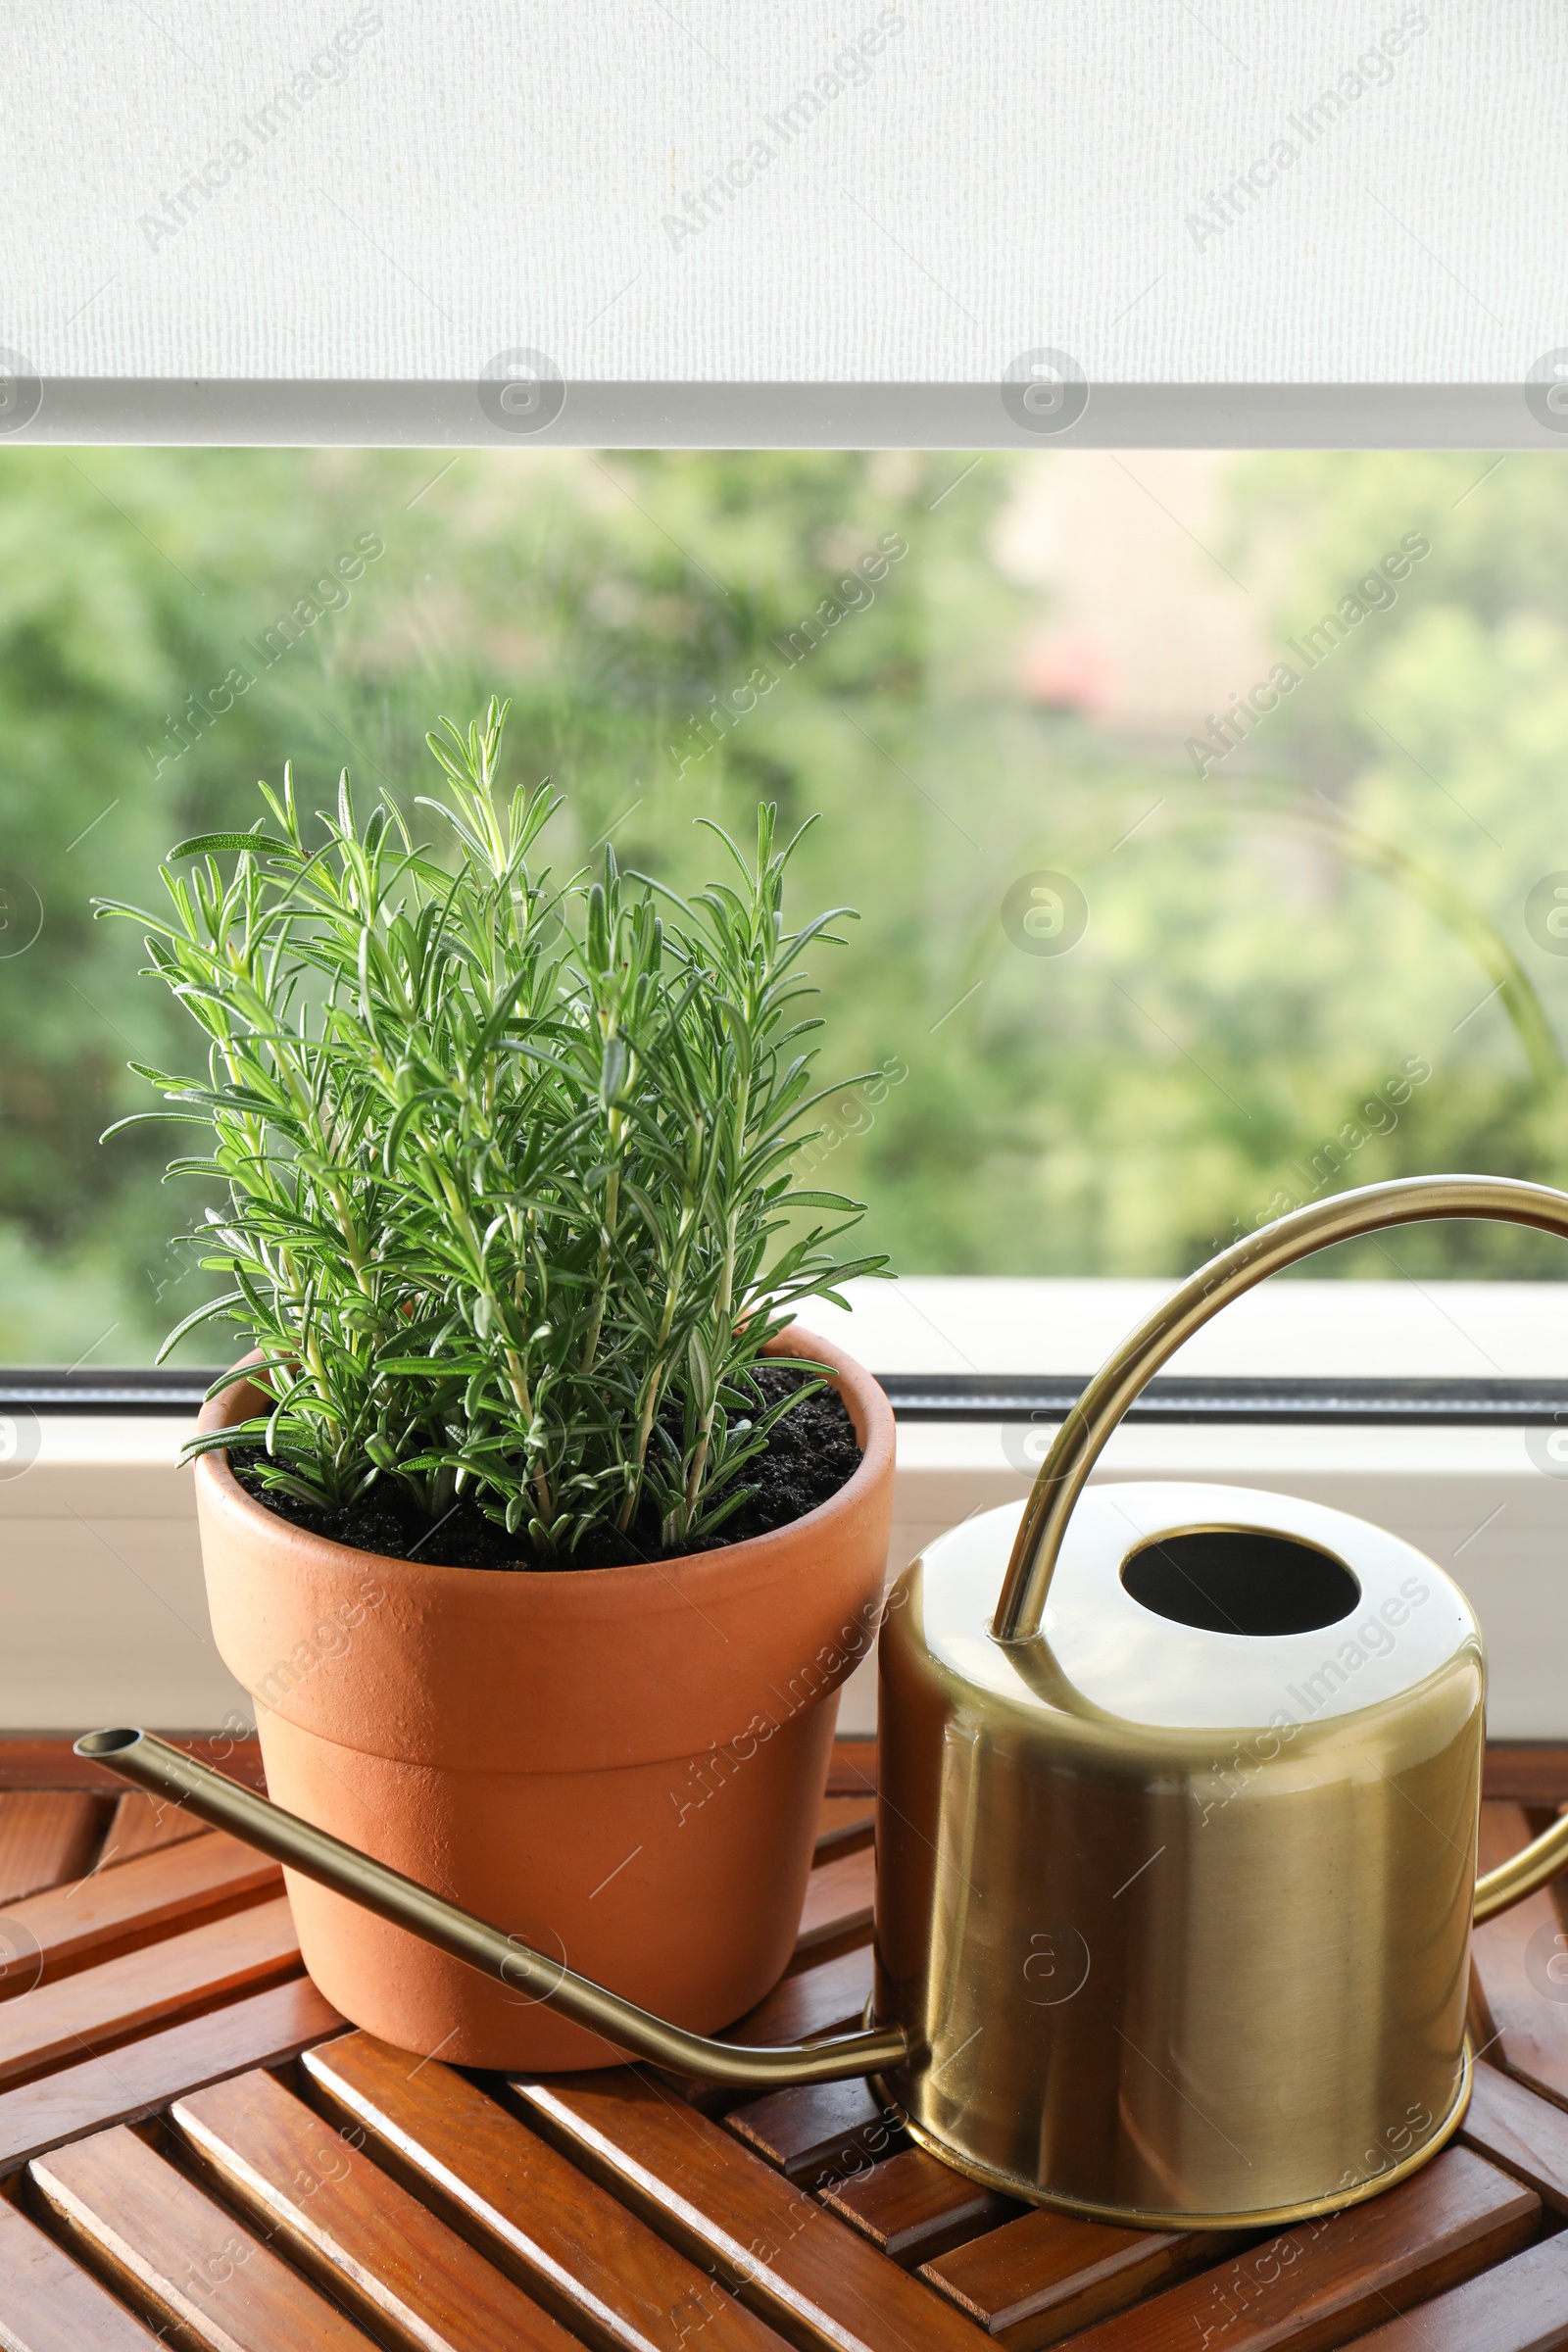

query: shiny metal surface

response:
[73,1730,909,2087]
[991,1173,1568,1965]
[879,2048,1476,2230]
[874,1174,1568,2223]
[1000,1175,1568,1640]
[876,1483,1484,2224]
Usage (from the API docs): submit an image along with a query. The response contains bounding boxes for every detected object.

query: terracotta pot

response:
[194,1326,895,2067]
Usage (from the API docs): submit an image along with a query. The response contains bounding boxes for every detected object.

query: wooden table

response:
[3,1739,1568,2350]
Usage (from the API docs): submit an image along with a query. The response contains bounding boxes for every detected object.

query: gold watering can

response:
[79,1175,1568,2230]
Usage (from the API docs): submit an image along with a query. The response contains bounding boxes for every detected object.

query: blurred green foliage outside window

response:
[0,444,1563,1363]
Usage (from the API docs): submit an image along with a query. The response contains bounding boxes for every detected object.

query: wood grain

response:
[100,1791,207,1868]
[918,2207,1235,2348]
[1485,1747,1568,1807]
[812,1798,874,1865]
[825,1740,876,1797]
[820,2143,1022,2267]
[1054,2146,1538,2351]
[0,1737,1560,2350]
[0,2188,161,2350]
[661,1946,874,2123]
[302,2030,786,2352]
[725,1945,873,2052]
[514,2066,990,2352]
[724,2079,907,2187]
[1461,2059,1568,2216]
[0,1833,280,1997]
[1470,1865,1568,2114]
[0,1739,266,1793]
[1341,2231,1568,2349]
[172,2065,584,2352]
[0,1893,299,2090]
[1479,1800,1538,1875]
[26,2122,379,2348]
[0,1795,104,1906]
[789,1845,874,1967]
[0,1975,343,2174]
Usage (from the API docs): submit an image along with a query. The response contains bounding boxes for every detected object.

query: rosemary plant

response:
[101,702,886,1561]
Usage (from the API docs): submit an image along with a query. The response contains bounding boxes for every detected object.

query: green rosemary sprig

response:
[98,700,887,1559]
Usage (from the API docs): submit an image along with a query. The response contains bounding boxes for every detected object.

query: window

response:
[5,11,1565,1749]
[2,443,1564,1372]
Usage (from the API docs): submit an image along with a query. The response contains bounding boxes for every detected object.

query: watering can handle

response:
[993,1171,1568,1925]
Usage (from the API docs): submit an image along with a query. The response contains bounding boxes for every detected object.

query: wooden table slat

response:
[0,1739,267,1794]
[1486,1748,1568,1806]
[100,1791,211,1868]
[26,2123,380,2348]
[789,1846,874,1968]
[0,1795,105,1908]
[819,2143,1023,2267]
[659,1946,877,2122]
[1471,1798,1568,2115]
[724,2079,907,2187]
[0,1738,1562,2352]
[811,1799,874,1866]
[824,1741,876,1799]
[725,1946,874,2053]
[918,2207,1238,2348]
[172,2065,583,2352]
[1470,1885,1568,2114]
[1341,2230,1568,2350]
[1461,2059,1568,2215]
[0,2190,161,2350]
[1053,2146,1538,2352]
[0,1895,300,2092]
[1479,1801,1540,1878]
[303,2030,788,2352]
[0,1832,281,1998]
[0,1975,344,2175]
[513,2067,992,2352]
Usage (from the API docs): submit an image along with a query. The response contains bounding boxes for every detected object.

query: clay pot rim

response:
[195,1321,893,1602]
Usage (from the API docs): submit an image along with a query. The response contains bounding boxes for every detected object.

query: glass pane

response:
[0,445,1560,1366]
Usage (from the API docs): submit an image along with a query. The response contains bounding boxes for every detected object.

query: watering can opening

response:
[75,1727,143,1761]
[1120,1525,1361,1638]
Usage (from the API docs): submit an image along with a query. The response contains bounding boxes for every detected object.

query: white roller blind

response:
[5,3,1565,444]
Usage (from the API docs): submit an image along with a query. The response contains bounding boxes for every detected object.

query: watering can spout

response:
[73,1726,911,2087]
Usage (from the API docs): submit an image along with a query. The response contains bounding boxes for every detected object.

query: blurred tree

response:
[0,447,392,1356]
[2,440,1565,1362]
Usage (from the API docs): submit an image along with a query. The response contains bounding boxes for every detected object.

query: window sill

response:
[4,1276,1566,1739]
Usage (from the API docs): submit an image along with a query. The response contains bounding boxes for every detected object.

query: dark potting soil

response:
[227,1363,863,1572]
